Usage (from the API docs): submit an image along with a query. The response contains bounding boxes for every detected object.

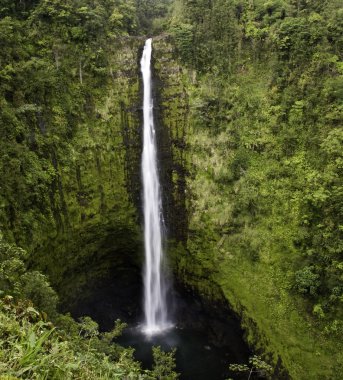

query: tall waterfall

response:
[141,38,170,335]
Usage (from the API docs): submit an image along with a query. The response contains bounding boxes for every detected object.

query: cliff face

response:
[0,36,142,304]
[152,31,342,378]
[37,38,145,304]
[1,14,341,378]
[0,32,190,308]
[152,37,189,244]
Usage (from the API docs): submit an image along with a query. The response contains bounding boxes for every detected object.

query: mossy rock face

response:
[2,28,341,380]
[0,37,144,305]
[32,216,142,308]
[152,36,343,380]
[37,39,144,305]
[152,36,190,244]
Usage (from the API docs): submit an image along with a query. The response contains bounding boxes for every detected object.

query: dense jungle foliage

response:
[171,0,343,327]
[169,0,342,378]
[0,1,176,378]
[0,235,179,379]
[0,0,342,379]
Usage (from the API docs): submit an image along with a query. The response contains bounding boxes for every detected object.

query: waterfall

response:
[141,38,170,335]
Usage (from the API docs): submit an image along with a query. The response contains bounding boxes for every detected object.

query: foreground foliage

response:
[0,298,139,379]
[229,355,273,379]
[0,297,180,379]
[0,237,178,379]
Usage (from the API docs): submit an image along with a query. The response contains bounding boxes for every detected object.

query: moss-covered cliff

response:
[152,36,189,243]
[154,1,343,379]
[0,1,342,379]
[29,37,144,305]
[0,1,147,306]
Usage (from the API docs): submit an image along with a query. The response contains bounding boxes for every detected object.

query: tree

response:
[229,355,273,379]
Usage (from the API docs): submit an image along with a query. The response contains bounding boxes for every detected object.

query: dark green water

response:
[118,324,250,380]
[71,271,252,379]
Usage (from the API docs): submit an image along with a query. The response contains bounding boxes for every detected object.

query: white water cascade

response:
[141,38,170,335]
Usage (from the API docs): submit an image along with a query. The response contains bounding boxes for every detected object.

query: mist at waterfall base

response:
[117,287,252,380]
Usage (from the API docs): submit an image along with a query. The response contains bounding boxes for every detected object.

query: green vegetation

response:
[168,0,343,378]
[0,0,144,306]
[229,355,273,379]
[0,1,178,378]
[0,237,178,379]
[0,0,141,249]
[0,0,342,379]
[136,0,173,34]
[0,297,142,379]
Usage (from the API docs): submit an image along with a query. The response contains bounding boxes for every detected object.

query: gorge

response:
[0,1,342,379]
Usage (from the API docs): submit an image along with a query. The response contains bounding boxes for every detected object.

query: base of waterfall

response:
[141,321,174,337]
[118,322,251,380]
[70,272,253,380]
